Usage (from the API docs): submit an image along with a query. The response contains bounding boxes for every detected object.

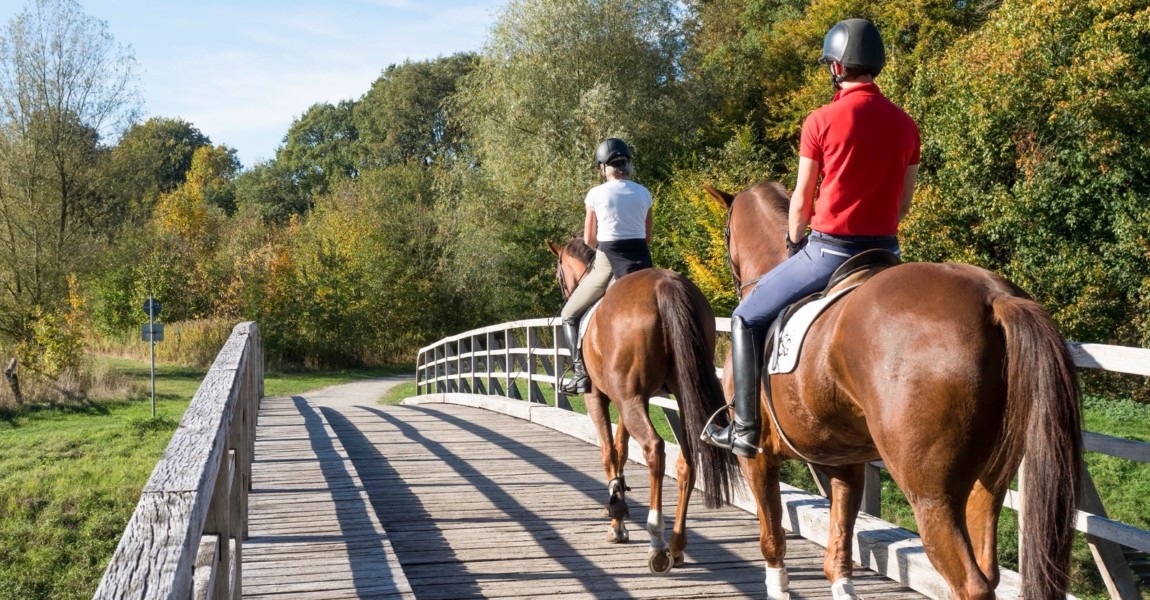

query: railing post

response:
[486,331,500,396]
[527,326,544,404]
[436,345,446,393]
[451,340,461,393]
[1079,465,1142,598]
[470,335,480,393]
[554,320,572,411]
[862,462,881,517]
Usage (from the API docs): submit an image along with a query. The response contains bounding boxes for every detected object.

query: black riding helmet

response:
[819,18,885,77]
[594,138,632,168]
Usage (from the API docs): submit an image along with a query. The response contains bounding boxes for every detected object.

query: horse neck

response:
[733,190,789,288]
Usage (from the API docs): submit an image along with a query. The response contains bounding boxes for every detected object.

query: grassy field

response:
[0,357,412,600]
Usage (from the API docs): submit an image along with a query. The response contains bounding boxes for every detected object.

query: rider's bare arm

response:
[584,207,598,247]
[789,156,819,242]
[899,164,919,222]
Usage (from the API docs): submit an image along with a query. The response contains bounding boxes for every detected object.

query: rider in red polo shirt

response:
[704,18,921,458]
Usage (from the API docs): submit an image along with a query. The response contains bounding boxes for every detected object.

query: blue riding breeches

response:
[732,231,900,333]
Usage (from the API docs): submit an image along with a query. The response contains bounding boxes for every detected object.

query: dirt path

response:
[293,374,415,409]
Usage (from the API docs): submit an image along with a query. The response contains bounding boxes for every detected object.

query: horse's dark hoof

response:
[648,548,674,573]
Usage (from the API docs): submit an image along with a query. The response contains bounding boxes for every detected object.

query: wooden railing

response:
[95,322,263,600]
[416,317,1150,599]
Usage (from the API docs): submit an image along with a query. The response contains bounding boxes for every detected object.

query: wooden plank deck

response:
[244,395,927,599]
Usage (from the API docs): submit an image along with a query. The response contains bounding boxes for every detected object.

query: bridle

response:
[724,195,766,297]
[555,249,591,300]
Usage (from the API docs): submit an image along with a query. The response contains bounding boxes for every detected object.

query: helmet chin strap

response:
[827,62,844,91]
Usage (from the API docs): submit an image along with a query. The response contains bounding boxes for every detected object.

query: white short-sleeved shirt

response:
[584,180,653,242]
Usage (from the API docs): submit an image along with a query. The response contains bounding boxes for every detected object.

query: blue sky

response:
[60,1,499,167]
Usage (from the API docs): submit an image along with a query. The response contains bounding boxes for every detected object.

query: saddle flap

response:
[766,250,901,375]
[576,297,605,346]
[767,285,858,375]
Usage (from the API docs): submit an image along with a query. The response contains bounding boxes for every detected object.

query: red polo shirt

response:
[800,83,920,236]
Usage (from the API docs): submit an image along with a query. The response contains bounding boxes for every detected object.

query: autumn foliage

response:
[3,0,1150,375]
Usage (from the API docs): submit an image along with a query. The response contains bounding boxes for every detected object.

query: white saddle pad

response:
[576,297,604,347]
[768,285,859,375]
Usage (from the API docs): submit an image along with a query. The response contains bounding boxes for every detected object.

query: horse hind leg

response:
[911,492,995,599]
[668,450,693,568]
[966,478,1007,588]
[615,396,674,573]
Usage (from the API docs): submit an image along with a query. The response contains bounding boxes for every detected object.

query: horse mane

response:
[744,182,789,219]
[564,235,596,266]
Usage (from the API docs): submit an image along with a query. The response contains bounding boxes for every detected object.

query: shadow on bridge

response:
[330,404,641,596]
[246,397,927,599]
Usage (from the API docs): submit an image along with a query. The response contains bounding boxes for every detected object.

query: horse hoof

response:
[648,548,674,574]
[607,526,629,544]
[831,578,859,600]
[672,552,685,568]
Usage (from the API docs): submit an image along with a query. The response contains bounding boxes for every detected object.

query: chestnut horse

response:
[703,183,1082,600]
[546,237,737,573]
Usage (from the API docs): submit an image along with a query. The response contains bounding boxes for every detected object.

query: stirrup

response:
[700,403,762,456]
[700,403,733,441]
[559,369,590,394]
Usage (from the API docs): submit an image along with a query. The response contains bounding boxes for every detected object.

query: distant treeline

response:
[1,0,1148,385]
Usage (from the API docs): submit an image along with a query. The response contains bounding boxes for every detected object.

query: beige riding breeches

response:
[560,249,613,319]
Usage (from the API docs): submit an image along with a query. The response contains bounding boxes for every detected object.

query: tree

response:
[444,0,693,318]
[0,0,140,340]
[103,117,212,225]
[903,0,1150,349]
[355,54,477,168]
[276,100,359,201]
[233,159,311,223]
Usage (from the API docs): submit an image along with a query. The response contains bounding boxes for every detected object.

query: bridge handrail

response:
[415,317,1150,598]
[95,322,263,600]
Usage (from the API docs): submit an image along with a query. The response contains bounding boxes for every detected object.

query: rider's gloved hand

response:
[785,234,808,257]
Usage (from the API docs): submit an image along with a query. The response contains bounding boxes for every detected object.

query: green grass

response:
[0,357,414,600]
[380,379,418,405]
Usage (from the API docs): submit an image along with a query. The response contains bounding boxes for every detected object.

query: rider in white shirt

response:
[559,138,654,394]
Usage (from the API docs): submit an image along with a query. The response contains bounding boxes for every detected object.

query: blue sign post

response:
[142,297,163,418]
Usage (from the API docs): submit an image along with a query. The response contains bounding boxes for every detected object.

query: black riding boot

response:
[560,317,591,394]
[702,315,763,458]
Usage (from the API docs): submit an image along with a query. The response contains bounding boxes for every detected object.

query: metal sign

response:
[143,297,162,319]
[141,322,165,342]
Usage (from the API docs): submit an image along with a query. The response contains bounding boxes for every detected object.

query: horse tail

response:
[656,273,737,508]
[992,294,1082,599]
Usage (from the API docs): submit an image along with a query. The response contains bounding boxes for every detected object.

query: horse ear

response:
[546,240,562,256]
[703,184,735,209]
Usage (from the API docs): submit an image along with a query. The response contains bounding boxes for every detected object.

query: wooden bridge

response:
[94,320,1150,599]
